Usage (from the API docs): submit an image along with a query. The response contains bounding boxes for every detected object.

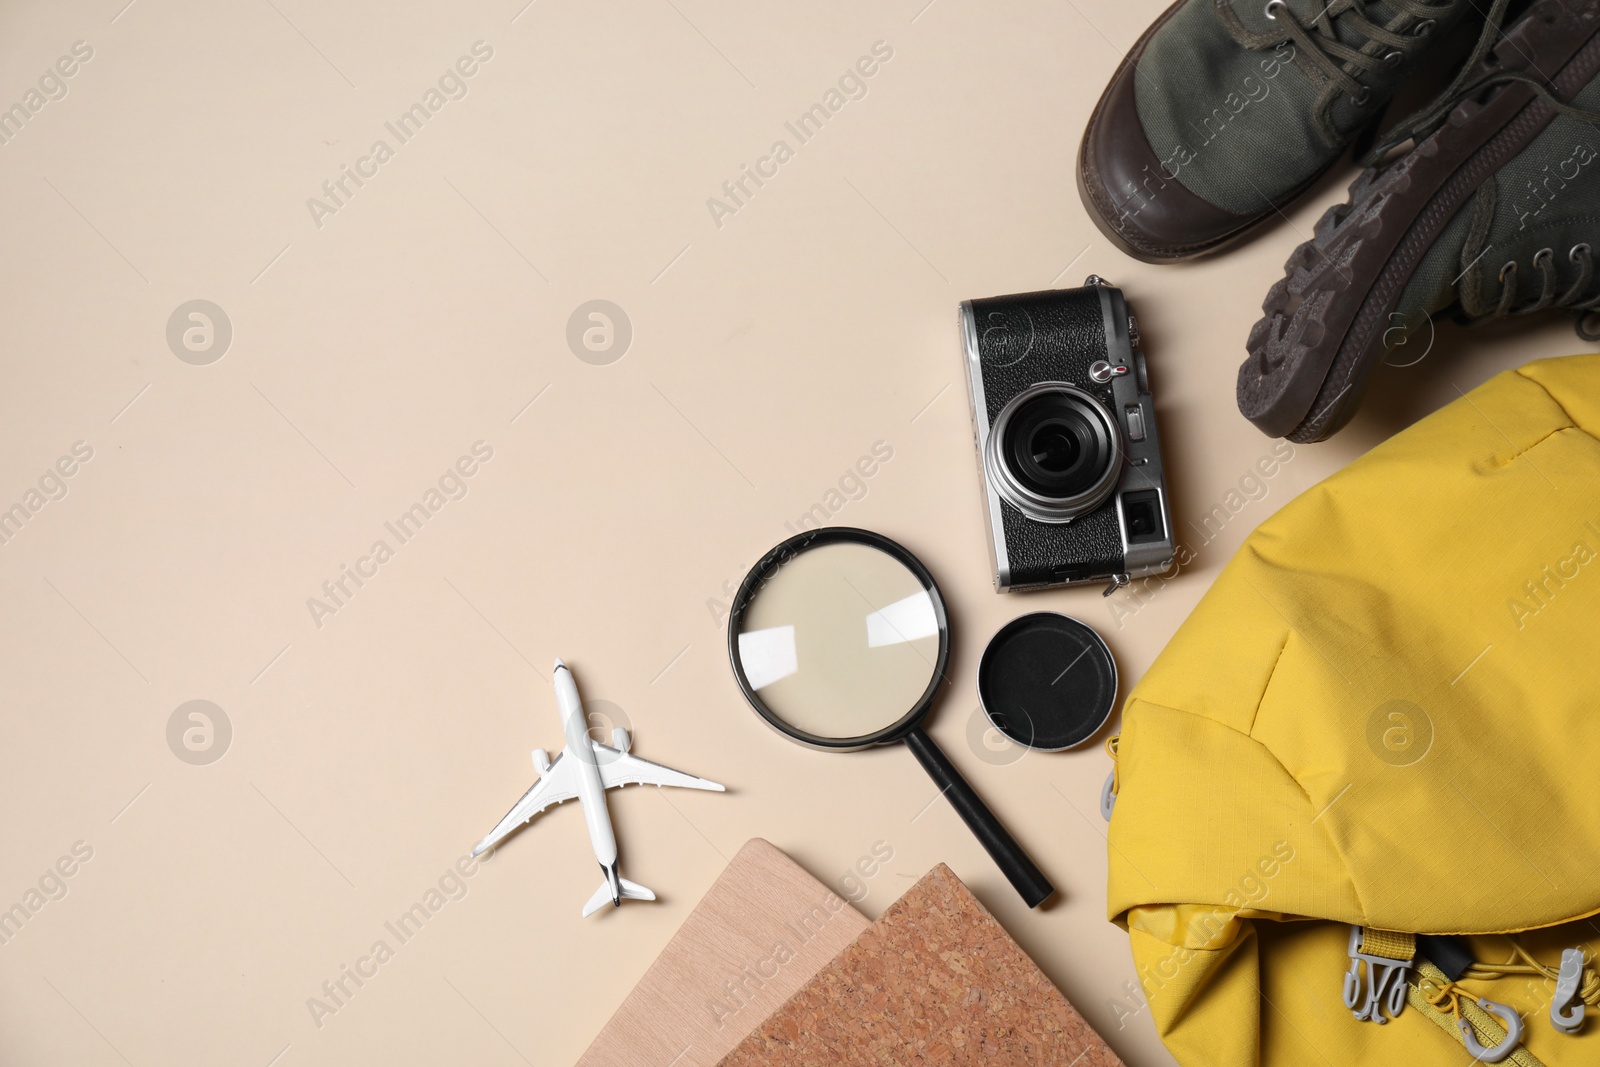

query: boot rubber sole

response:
[1238,0,1600,441]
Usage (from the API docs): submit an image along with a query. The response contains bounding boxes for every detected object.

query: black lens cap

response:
[977,612,1118,750]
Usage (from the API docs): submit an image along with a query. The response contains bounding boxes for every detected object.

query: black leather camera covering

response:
[970,285,1126,585]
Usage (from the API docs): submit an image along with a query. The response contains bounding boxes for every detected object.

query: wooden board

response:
[576,838,871,1067]
[718,864,1126,1067]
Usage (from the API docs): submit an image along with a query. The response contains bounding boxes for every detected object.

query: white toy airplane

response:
[472,659,725,916]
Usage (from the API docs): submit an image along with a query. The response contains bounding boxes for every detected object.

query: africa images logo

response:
[1366,700,1434,767]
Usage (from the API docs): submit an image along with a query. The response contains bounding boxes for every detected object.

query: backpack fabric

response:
[1109,355,1600,1065]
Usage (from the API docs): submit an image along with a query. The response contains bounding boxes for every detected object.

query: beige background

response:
[0,1,1577,1064]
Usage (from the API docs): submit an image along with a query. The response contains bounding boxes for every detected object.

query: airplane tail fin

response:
[580,873,655,917]
[581,880,612,918]
[618,876,655,901]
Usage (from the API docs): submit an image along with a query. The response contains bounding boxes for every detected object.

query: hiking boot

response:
[1239,0,1600,441]
[1078,0,1483,262]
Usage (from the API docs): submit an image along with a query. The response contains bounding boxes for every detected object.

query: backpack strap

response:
[1344,926,1416,1023]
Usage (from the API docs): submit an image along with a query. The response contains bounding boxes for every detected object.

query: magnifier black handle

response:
[905,727,1055,908]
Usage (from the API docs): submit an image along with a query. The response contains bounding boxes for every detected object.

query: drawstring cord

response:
[1422,975,1477,1019]
[1462,942,1600,1008]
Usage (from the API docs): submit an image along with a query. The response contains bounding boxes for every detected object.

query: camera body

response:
[960,278,1175,592]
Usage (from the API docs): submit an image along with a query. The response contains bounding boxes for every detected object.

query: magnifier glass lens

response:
[734,541,942,740]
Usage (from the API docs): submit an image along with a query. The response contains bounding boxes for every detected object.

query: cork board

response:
[576,839,871,1067]
[717,864,1125,1067]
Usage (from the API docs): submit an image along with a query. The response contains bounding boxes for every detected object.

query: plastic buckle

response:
[1458,998,1522,1063]
[1551,947,1586,1035]
[1342,926,1412,1024]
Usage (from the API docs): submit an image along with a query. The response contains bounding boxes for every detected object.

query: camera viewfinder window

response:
[1122,491,1165,543]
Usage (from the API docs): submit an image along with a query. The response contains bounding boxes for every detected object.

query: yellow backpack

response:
[1108,356,1600,1065]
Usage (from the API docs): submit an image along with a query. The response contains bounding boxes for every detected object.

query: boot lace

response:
[1265,0,1470,110]
[1364,0,1600,162]
[1453,175,1600,338]
[1482,245,1600,338]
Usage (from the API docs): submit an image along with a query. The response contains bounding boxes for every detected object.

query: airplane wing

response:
[472,753,581,856]
[592,742,725,792]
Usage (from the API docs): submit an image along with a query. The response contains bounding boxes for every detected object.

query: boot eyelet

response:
[1534,247,1555,267]
[1349,87,1372,106]
[1498,261,1519,283]
[1384,51,1404,67]
[1413,18,1436,36]
[1264,0,1288,19]
[1571,243,1592,263]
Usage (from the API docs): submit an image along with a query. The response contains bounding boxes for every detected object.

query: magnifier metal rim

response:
[726,526,950,752]
[976,611,1118,751]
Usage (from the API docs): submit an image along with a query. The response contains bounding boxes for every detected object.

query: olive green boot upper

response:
[1391,73,1600,341]
[1079,0,1483,261]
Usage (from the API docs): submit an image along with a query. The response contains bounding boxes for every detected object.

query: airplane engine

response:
[531,748,551,774]
[612,727,630,753]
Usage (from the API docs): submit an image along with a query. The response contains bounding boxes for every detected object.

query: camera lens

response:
[1030,424,1079,472]
[987,385,1121,523]
[1007,393,1112,497]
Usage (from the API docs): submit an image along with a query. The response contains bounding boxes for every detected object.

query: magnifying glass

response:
[726,527,1055,908]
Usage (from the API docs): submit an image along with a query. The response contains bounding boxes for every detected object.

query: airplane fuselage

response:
[555,661,621,895]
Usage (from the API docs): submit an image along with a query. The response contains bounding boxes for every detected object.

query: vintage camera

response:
[960,278,1175,593]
